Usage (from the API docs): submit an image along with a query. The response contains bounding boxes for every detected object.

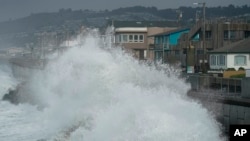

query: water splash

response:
[0,64,18,98]
[1,32,224,141]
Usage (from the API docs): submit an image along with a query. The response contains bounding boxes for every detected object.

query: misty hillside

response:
[0,5,249,35]
[0,5,249,48]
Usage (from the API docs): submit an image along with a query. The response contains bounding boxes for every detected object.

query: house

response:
[149,28,190,63]
[178,20,250,72]
[209,38,250,71]
[108,21,177,60]
[115,27,148,60]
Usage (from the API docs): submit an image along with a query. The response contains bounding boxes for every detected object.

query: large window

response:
[235,55,246,66]
[116,34,144,43]
[210,55,226,66]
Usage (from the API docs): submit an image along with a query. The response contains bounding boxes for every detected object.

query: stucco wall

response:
[227,54,250,70]
[210,53,250,70]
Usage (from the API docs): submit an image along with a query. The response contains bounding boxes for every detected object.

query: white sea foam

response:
[0,64,18,98]
[0,32,225,141]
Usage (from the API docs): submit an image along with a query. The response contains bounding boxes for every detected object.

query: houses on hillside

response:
[107,20,250,74]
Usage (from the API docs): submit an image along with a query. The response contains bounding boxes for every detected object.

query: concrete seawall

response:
[186,74,250,135]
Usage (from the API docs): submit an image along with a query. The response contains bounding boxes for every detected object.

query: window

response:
[129,35,133,42]
[122,34,128,42]
[116,34,144,43]
[210,55,216,65]
[218,55,225,65]
[205,31,212,39]
[235,55,246,66]
[155,37,159,44]
[139,50,144,59]
[216,55,220,65]
[115,35,121,43]
[245,31,250,38]
[224,30,236,40]
[139,35,144,42]
[197,50,204,55]
[134,35,138,42]
[224,31,228,39]
[210,55,225,66]
[155,51,162,61]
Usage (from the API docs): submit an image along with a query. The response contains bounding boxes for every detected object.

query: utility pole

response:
[176,10,183,28]
[194,2,206,73]
[202,2,206,73]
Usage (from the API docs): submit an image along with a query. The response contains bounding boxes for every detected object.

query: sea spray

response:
[1,32,225,141]
[0,64,18,98]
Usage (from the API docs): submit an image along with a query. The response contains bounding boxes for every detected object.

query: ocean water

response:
[0,32,225,141]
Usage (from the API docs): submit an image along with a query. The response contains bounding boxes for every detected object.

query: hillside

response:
[0,5,249,47]
[0,5,249,34]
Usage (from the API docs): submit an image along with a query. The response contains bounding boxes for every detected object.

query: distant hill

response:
[0,5,249,35]
[0,5,249,47]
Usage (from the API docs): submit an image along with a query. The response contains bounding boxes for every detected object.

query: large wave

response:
[0,32,225,141]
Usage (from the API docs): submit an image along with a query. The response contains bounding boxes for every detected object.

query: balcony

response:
[149,44,171,51]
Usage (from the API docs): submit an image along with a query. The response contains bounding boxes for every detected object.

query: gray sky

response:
[0,0,249,22]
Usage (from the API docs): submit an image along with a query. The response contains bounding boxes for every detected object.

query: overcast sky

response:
[0,0,249,22]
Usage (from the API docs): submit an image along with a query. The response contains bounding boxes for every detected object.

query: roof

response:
[148,28,190,37]
[115,27,147,32]
[107,21,177,28]
[209,38,250,54]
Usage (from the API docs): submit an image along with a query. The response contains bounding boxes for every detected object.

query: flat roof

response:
[115,27,147,32]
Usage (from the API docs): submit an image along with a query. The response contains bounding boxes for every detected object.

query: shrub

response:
[226,68,236,71]
[230,73,245,78]
[238,67,245,71]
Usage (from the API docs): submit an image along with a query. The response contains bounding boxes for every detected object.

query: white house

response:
[209,38,250,70]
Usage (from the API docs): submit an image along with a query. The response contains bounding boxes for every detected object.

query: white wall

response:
[227,54,250,70]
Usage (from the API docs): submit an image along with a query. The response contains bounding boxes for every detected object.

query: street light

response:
[194,2,206,73]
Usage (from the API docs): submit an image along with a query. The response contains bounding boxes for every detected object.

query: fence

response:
[186,75,242,96]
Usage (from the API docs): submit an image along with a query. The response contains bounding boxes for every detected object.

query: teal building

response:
[150,28,190,62]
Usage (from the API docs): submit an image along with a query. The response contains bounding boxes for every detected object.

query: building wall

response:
[152,29,190,64]
[169,30,189,45]
[210,53,250,70]
[147,27,176,61]
[182,22,250,70]
[147,27,176,44]
[205,23,250,49]
[227,54,250,70]
[222,104,250,133]
[118,32,148,50]
[114,27,177,61]
[115,27,148,49]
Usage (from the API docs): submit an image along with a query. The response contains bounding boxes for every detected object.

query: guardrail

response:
[186,75,242,96]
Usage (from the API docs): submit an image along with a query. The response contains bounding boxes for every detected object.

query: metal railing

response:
[186,75,242,96]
